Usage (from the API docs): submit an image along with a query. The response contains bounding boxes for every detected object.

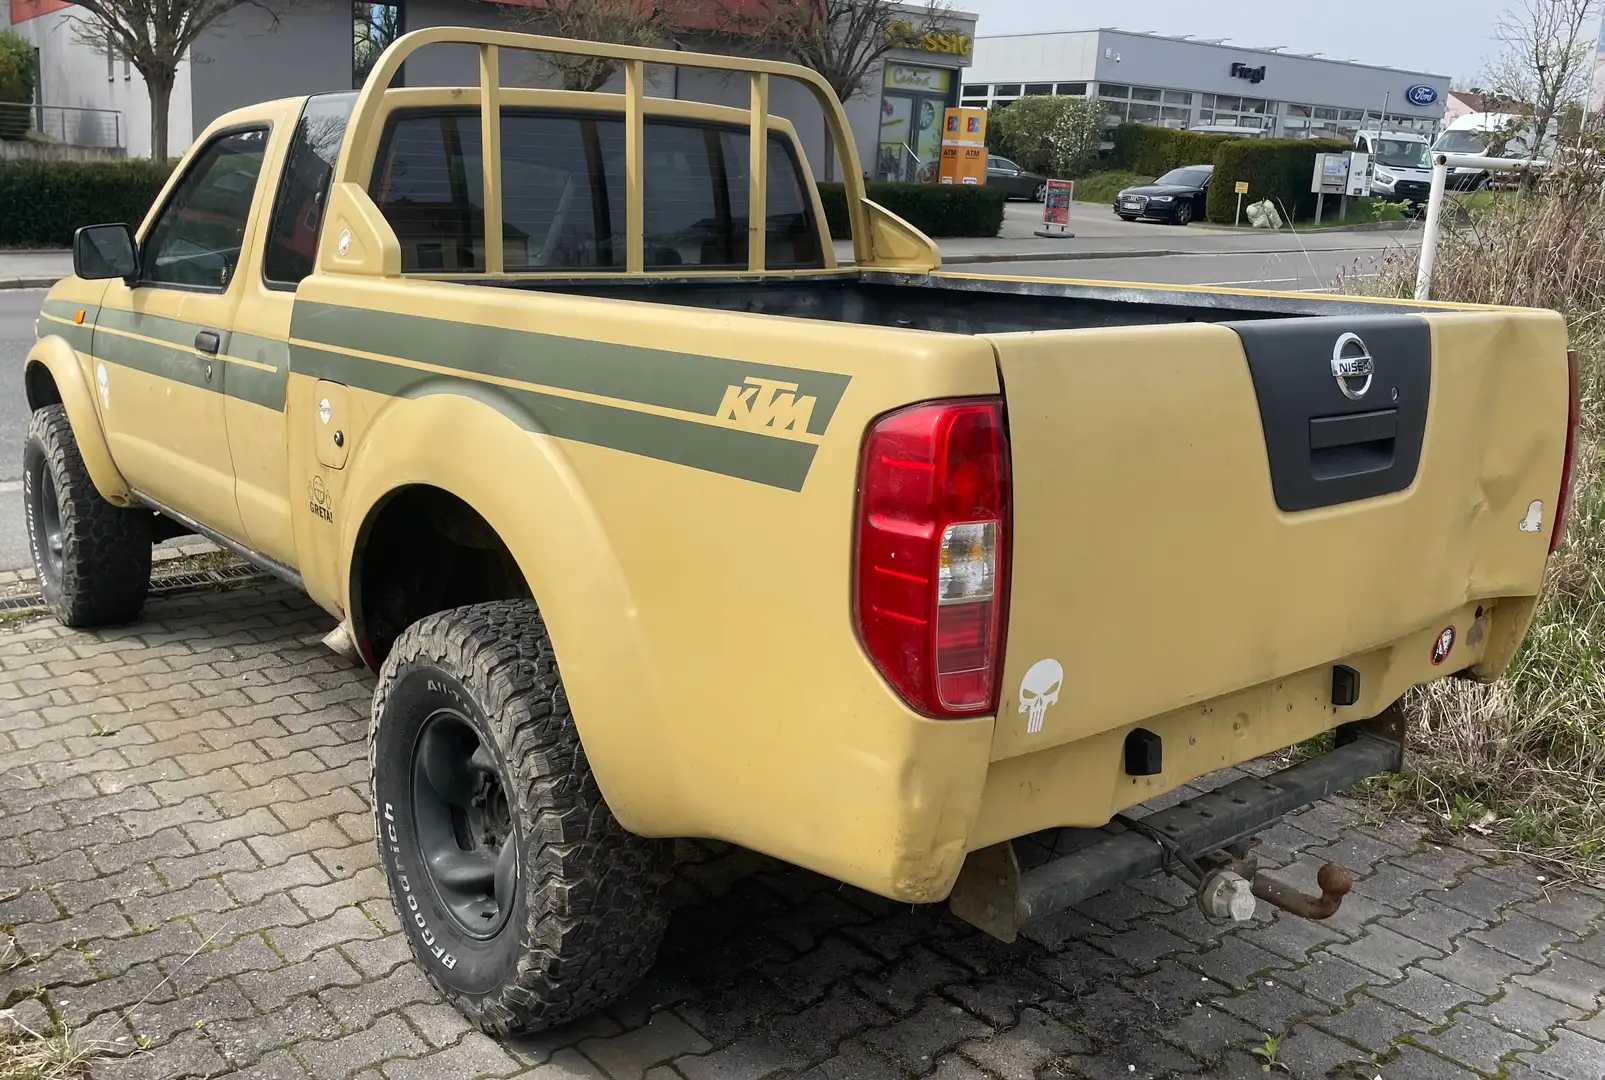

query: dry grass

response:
[0,939,116,1080]
[1345,155,1605,876]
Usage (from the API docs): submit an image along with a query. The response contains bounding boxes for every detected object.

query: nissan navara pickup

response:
[20,30,1579,1034]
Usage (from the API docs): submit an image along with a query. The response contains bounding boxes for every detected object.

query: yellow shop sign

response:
[886,20,973,56]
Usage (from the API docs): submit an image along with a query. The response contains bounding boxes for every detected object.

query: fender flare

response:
[24,337,134,507]
[337,386,674,833]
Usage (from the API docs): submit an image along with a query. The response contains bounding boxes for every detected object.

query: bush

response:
[1204,137,1350,224]
[987,95,1104,177]
[816,181,1005,240]
[1111,124,1232,176]
[0,31,37,141]
[1070,170,1150,205]
[0,159,174,247]
[1348,157,1605,873]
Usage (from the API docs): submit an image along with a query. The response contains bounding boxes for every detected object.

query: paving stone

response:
[852,945,968,1016]
[1472,911,1578,960]
[239,948,365,1011]
[1468,983,1583,1041]
[521,1048,613,1078]
[1382,1044,1484,1080]
[1382,898,1491,951]
[1210,978,1331,1031]
[582,1012,714,1080]
[1416,1012,1537,1074]
[1331,924,1446,979]
[789,1040,902,1080]
[953,1007,1085,1079]
[385,1032,523,1079]
[1371,968,1484,1022]
[765,983,893,1061]
[219,1049,315,1080]
[92,1030,230,1080]
[267,905,385,963]
[1428,872,1534,918]
[402,1001,475,1050]
[1515,887,1605,935]
[1353,863,1442,908]
[1421,938,1543,995]
[1186,936,1290,991]
[673,1034,806,1080]
[1153,1003,1265,1062]
[205,995,343,1067]
[1270,1026,1370,1078]
[1240,909,1349,962]
[858,998,990,1071]
[316,961,437,1025]
[125,978,256,1047]
[299,1013,428,1080]
[1310,993,1429,1054]
[1513,953,1605,1010]
[1517,1029,1605,1080]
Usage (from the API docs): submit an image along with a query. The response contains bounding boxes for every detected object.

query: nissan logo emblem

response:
[1331,333,1374,400]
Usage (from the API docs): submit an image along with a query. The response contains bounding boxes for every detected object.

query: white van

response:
[1431,112,1557,190]
[1353,130,1433,205]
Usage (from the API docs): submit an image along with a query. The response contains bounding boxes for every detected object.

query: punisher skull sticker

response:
[1519,500,1543,533]
[1431,626,1456,666]
[1019,659,1063,734]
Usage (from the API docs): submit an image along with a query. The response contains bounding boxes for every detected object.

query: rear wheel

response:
[1033,183,1047,202]
[371,600,673,1035]
[22,405,150,627]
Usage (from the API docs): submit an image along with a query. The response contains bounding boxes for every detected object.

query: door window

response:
[142,127,269,290]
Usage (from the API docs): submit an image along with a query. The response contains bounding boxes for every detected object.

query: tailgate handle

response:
[1309,409,1397,481]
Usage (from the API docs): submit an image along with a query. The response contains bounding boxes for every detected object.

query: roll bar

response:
[333,27,876,271]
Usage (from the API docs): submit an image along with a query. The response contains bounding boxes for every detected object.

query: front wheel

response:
[1172,202,1194,226]
[371,600,673,1035]
[22,405,150,627]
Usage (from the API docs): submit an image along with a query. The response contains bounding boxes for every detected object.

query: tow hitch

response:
[949,713,1401,942]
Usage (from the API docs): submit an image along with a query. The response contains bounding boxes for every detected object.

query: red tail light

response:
[854,399,1011,718]
[1552,348,1581,554]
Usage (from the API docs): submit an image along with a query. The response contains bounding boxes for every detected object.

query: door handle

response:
[194,330,220,355]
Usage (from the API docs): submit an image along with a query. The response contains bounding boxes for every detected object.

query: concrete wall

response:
[7,8,193,158]
[0,139,124,160]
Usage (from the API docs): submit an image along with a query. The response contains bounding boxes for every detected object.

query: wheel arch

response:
[337,389,673,832]
[24,337,134,506]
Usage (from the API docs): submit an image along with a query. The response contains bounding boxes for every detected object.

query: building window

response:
[1024,83,1052,95]
[106,30,115,82]
[1163,90,1191,105]
[1199,93,1273,131]
[354,1,403,90]
[993,84,1022,96]
[1099,84,1131,98]
[1056,82,1087,96]
[962,84,987,97]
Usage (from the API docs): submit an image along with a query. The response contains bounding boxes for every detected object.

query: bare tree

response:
[509,0,697,92]
[353,2,402,90]
[1484,0,1599,154]
[69,0,289,161]
[731,0,954,179]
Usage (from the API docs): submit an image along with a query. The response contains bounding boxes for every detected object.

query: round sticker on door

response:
[1430,626,1456,666]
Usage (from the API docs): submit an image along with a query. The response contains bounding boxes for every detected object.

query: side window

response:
[263,93,356,287]
[371,112,486,272]
[719,131,825,270]
[501,113,623,270]
[142,127,268,290]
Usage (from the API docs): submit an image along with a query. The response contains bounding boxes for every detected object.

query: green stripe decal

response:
[290,343,816,490]
[290,301,851,437]
[40,301,94,353]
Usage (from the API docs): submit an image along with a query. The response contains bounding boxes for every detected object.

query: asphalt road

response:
[0,234,1415,571]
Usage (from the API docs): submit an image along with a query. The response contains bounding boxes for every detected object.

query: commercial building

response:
[2,0,975,173]
[965,29,1448,143]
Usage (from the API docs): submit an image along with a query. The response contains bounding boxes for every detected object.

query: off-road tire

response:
[370,600,674,1035]
[22,405,150,627]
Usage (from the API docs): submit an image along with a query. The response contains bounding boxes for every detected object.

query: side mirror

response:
[73,223,139,281]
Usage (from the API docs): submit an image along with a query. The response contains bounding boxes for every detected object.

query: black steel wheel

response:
[22,405,150,627]
[371,600,673,1035]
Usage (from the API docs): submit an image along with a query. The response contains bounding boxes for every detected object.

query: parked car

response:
[1115,164,1213,224]
[26,27,1577,1037]
[986,155,1048,201]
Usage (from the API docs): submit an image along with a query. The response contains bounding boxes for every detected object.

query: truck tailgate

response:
[988,309,1570,763]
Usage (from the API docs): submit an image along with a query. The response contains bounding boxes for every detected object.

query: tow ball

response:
[1194,850,1353,923]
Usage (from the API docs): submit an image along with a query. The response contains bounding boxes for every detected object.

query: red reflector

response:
[1552,348,1581,554]
[854,399,1011,718]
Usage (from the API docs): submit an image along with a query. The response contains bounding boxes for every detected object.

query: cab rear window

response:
[369,107,824,273]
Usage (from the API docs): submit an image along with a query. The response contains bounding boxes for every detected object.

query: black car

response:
[1114,165,1213,225]
[985,156,1049,201]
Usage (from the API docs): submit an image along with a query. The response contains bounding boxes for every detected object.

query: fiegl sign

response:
[1405,84,1439,107]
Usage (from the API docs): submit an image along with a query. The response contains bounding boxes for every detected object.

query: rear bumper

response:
[950,715,1402,939]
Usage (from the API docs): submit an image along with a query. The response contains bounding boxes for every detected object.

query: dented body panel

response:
[24,30,1571,906]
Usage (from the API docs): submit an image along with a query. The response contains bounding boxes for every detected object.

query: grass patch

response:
[1069,170,1150,205]
[1352,157,1605,876]
[1292,196,1412,231]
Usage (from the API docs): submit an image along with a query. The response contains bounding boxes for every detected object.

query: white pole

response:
[1414,154,1451,300]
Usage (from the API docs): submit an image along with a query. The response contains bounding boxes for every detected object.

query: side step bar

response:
[949,716,1404,942]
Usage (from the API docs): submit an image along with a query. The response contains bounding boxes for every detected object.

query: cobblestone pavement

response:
[3,582,1604,1080]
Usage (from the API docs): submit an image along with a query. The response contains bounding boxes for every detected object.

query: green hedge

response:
[0,159,173,247]
[1111,124,1233,176]
[1204,137,1351,224]
[816,181,1005,240]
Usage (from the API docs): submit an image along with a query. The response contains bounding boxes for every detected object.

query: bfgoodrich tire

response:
[22,405,150,627]
[370,600,673,1035]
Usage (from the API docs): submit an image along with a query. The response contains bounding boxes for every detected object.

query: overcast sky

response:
[958,0,1565,84]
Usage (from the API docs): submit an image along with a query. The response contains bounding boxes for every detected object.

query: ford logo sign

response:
[1405,84,1439,107]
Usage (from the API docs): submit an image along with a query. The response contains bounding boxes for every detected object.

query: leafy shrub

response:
[1111,124,1232,176]
[816,181,1005,240]
[0,159,174,247]
[0,31,37,141]
[1069,170,1151,205]
[987,95,1105,177]
[1204,137,1350,223]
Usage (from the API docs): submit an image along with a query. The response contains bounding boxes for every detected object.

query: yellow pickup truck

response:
[22,30,1578,1035]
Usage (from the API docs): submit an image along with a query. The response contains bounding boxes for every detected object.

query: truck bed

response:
[510,269,1414,336]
